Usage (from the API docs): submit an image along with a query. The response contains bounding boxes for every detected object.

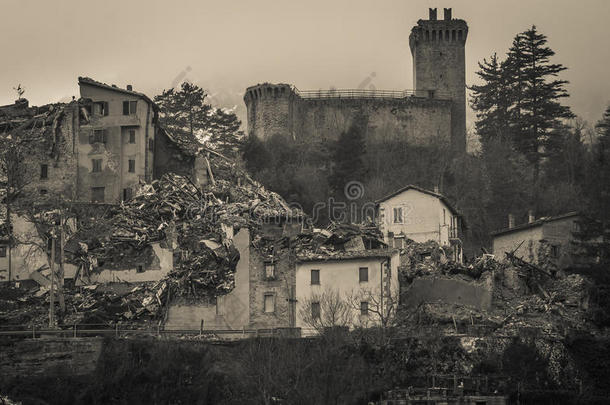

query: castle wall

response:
[244,85,452,147]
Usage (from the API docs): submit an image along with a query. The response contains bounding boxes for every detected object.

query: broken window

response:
[0,246,6,257]
[311,269,320,285]
[129,130,136,144]
[123,100,137,115]
[393,207,402,223]
[265,262,276,279]
[40,164,48,180]
[128,159,136,173]
[264,294,275,313]
[92,159,102,173]
[551,245,560,258]
[359,267,368,282]
[93,101,109,116]
[360,301,368,317]
[91,187,105,203]
[89,129,107,144]
[123,187,132,201]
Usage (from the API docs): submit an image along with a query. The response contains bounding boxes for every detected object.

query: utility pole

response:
[58,212,65,313]
[49,234,56,328]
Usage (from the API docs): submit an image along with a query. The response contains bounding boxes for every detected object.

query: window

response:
[359,267,368,282]
[148,138,154,151]
[123,100,137,115]
[39,188,48,195]
[89,129,107,144]
[265,262,276,279]
[40,164,48,180]
[311,302,321,320]
[393,207,403,224]
[136,264,144,273]
[91,187,105,203]
[311,269,320,285]
[551,245,560,258]
[264,294,275,313]
[92,159,102,173]
[129,130,136,144]
[128,159,136,173]
[360,301,369,317]
[0,246,6,257]
[123,187,132,201]
[93,101,108,116]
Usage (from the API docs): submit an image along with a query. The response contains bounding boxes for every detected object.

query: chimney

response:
[444,8,452,20]
[126,84,133,91]
[508,214,515,229]
[528,210,535,224]
[429,8,437,20]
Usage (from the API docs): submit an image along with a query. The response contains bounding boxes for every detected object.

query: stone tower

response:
[409,8,468,152]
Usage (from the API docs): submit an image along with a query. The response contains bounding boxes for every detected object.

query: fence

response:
[0,323,302,340]
[291,87,451,100]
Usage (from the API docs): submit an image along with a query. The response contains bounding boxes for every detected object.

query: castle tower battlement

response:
[243,8,469,152]
[409,7,468,152]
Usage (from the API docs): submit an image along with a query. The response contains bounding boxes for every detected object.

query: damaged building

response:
[375,184,465,262]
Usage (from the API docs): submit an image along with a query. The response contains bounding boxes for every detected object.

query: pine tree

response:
[470,53,512,147]
[154,82,213,141]
[506,26,574,184]
[154,82,242,154]
[207,107,243,157]
[575,106,610,264]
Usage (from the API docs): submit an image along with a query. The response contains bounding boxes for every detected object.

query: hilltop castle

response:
[243,8,468,152]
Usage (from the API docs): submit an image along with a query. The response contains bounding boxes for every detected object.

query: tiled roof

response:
[491,212,579,237]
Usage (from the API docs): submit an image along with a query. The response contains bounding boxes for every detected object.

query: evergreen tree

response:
[154,82,242,154]
[241,134,271,174]
[470,53,512,146]
[154,82,212,141]
[506,26,574,183]
[575,106,610,264]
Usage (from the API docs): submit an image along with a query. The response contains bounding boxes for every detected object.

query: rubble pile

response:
[290,222,388,260]
[398,240,596,339]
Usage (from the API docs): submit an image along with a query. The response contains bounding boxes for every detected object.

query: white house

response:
[295,249,399,336]
[375,185,464,262]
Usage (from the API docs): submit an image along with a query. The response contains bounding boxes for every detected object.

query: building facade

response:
[244,8,468,152]
[375,185,464,262]
[295,250,399,336]
[491,212,580,269]
[78,77,158,203]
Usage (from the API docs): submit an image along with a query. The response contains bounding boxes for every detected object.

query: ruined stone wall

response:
[248,246,295,329]
[244,84,453,148]
[153,129,195,181]
[166,229,251,331]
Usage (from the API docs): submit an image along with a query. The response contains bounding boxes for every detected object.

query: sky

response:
[1,0,609,128]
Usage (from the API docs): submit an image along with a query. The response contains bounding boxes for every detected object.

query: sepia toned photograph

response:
[0,1,609,404]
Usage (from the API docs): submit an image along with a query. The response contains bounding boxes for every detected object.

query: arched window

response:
[432,30,436,41]
[452,30,456,40]
[458,30,463,40]
[425,30,430,41]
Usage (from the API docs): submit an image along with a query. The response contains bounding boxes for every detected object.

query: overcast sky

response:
[2,0,609,128]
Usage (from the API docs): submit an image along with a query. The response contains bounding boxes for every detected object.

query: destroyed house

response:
[375,185,465,262]
[492,212,580,269]
[78,77,160,203]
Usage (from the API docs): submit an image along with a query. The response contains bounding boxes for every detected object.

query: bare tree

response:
[299,288,353,334]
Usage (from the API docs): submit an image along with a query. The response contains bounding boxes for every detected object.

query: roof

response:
[491,212,579,237]
[296,248,397,263]
[375,184,461,217]
[78,77,158,113]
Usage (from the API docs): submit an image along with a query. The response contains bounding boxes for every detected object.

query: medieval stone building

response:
[243,8,468,152]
